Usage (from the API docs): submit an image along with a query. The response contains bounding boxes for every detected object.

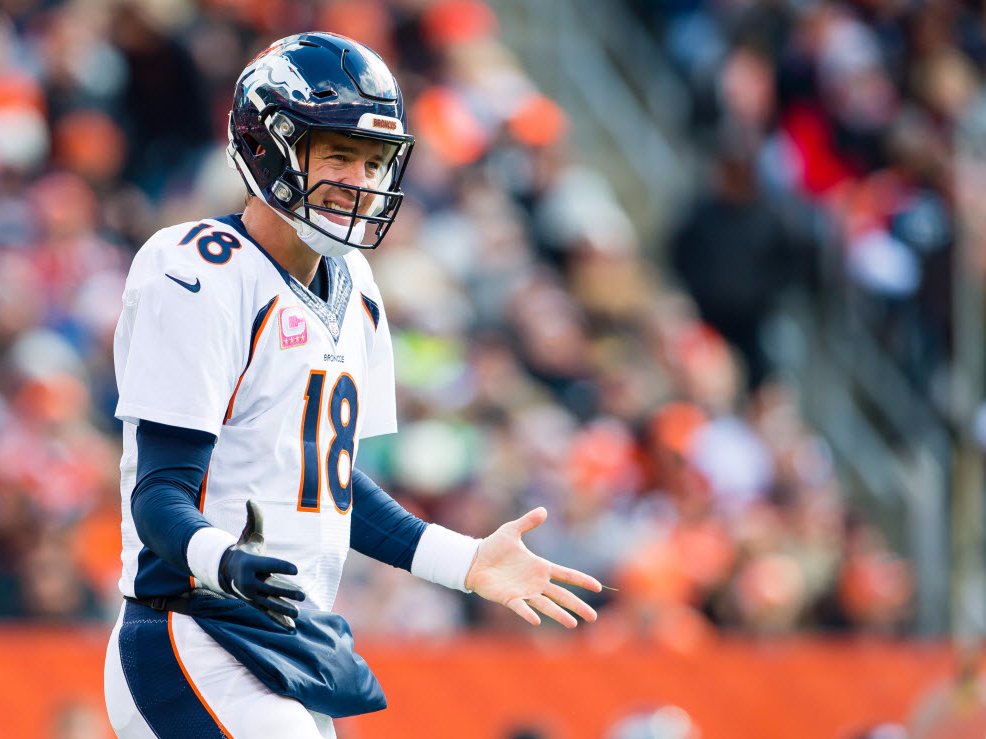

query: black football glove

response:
[218,500,306,629]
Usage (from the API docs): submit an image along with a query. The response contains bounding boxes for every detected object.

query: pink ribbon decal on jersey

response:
[279,306,309,349]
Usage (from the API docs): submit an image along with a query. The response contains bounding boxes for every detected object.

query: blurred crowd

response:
[651,0,970,396]
[0,0,930,646]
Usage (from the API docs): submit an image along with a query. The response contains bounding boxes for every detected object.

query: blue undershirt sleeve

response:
[350,468,427,571]
[132,420,218,573]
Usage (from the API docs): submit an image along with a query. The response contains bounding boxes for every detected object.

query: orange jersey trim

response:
[361,298,377,328]
[360,293,380,329]
[197,295,279,541]
[224,295,279,423]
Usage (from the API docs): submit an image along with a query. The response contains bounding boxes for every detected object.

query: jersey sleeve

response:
[116,262,247,438]
[359,279,397,439]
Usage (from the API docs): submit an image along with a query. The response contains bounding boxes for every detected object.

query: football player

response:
[103,32,601,739]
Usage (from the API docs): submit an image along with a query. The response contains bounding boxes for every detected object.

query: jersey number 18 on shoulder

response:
[298,370,359,514]
[178,222,242,265]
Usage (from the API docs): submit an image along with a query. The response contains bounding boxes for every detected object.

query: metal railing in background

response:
[949,96,986,641]
[775,279,951,635]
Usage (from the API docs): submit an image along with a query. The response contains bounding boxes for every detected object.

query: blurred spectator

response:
[0,523,103,621]
[112,2,212,196]
[835,518,914,633]
[669,128,813,389]
[607,705,701,739]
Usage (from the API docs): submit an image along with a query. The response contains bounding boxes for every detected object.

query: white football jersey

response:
[114,214,396,612]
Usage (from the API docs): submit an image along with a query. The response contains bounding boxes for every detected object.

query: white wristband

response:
[186,527,238,592]
[411,524,481,592]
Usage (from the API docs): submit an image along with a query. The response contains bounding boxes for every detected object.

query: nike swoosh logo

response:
[166,274,201,293]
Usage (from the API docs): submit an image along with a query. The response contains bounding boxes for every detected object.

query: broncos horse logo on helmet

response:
[227,33,414,256]
[246,41,315,103]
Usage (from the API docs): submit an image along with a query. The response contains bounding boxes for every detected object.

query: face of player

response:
[305,130,396,226]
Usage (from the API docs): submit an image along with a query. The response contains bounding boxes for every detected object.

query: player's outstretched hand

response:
[218,500,307,629]
[464,507,602,629]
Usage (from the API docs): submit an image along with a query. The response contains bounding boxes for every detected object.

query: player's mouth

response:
[321,197,358,225]
[324,198,356,213]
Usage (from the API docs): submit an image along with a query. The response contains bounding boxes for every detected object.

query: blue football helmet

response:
[227,32,414,253]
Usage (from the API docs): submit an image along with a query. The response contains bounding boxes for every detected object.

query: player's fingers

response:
[257,580,307,602]
[512,507,548,536]
[545,583,597,623]
[505,597,541,627]
[527,594,577,629]
[254,595,301,619]
[257,585,307,603]
[253,555,299,577]
[266,573,307,599]
[549,563,602,592]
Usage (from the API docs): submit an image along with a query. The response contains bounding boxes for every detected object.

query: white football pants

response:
[104,602,336,738]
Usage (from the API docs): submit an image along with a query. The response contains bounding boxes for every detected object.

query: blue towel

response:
[184,591,386,718]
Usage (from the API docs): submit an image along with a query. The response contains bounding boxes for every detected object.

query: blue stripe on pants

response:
[119,601,228,738]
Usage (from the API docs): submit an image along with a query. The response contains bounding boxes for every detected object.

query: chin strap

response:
[268,203,366,258]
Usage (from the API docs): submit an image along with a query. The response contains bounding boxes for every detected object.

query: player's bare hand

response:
[464,507,602,628]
